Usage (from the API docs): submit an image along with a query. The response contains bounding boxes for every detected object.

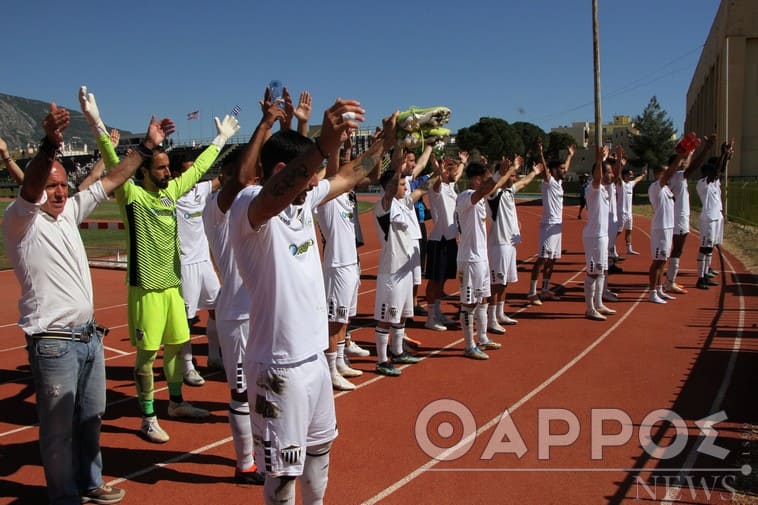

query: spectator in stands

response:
[3,98,171,505]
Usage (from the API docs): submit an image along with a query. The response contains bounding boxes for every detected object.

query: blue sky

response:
[3,0,720,142]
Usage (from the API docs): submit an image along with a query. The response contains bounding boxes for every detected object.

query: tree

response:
[629,96,677,170]
[511,121,546,169]
[545,131,579,162]
[455,117,523,163]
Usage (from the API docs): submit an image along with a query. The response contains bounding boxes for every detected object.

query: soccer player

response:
[424,154,464,330]
[615,162,647,255]
[527,141,575,305]
[229,99,386,505]
[695,139,733,289]
[666,134,716,293]
[456,159,511,359]
[582,147,617,320]
[486,156,540,330]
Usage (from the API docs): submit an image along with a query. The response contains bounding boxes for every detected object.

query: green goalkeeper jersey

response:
[97,135,219,289]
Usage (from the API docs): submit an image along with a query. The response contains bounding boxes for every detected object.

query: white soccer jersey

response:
[374,197,414,275]
[318,192,358,267]
[427,181,457,241]
[455,189,488,262]
[583,184,610,237]
[403,176,422,240]
[176,180,213,266]
[229,180,330,366]
[649,181,675,230]
[668,171,690,227]
[202,191,250,321]
[541,176,564,225]
[487,186,521,246]
[606,182,618,223]
[697,178,722,221]
[618,180,636,218]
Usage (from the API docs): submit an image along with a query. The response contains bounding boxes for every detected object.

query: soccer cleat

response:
[234,464,265,485]
[389,351,421,365]
[183,368,205,387]
[332,373,356,391]
[81,483,126,504]
[403,335,422,350]
[706,268,719,277]
[541,290,561,301]
[345,340,370,357]
[658,290,676,301]
[704,277,718,286]
[140,416,169,443]
[597,305,617,316]
[464,346,490,360]
[585,309,607,321]
[168,400,210,418]
[608,264,624,274]
[479,339,502,350]
[498,314,518,325]
[397,106,452,131]
[602,290,619,303]
[626,247,640,255]
[649,291,667,304]
[376,361,401,377]
[424,317,447,331]
[666,282,688,294]
[396,128,451,148]
[337,363,363,378]
[696,278,710,290]
[487,320,506,335]
[527,293,543,306]
[414,304,429,317]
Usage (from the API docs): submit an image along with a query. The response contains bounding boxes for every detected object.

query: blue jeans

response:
[26,329,106,505]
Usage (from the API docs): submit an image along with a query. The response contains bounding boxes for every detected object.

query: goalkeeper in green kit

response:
[79,86,240,443]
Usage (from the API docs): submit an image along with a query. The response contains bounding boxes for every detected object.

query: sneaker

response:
[602,290,618,303]
[706,268,719,277]
[206,358,225,372]
[463,346,489,360]
[389,351,421,364]
[540,290,561,301]
[649,291,667,304]
[332,373,356,391]
[183,368,205,387]
[527,293,543,306]
[666,282,688,294]
[498,314,518,325]
[704,277,718,286]
[140,416,169,443]
[487,320,506,335]
[424,317,447,331]
[597,305,616,316]
[585,309,607,321]
[608,264,624,274]
[337,364,363,378]
[345,340,370,357]
[168,400,210,418]
[626,247,640,255]
[479,339,502,350]
[658,290,676,301]
[376,361,401,377]
[436,312,456,325]
[234,464,265,485]
[81,484,125,504]
[397,106,452,131]
[696,278,710,290]
[414,304,428,317]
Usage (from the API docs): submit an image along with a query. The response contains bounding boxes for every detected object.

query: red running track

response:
[0,197,755,505]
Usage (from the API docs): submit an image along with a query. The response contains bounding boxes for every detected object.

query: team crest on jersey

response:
[389,306,398,319]
[160,196,172,207]
[135,329,144,341]
[289,239,315,256]
[280,445,302,465]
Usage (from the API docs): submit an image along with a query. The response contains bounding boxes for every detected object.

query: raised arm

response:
[293,91,312,137]
[471,157,512,205]
[591,146,603,189]
[20,104,70,203]
[632,165,647,186]
[78,128,120,191]
[564,143,577,174]
[684,134,716,177]
[513,156,539,192]
[411,143,434,178]
[717,138,735,177]
[0,137,24,185]
[247,99,364,228]
[537,138,549,182]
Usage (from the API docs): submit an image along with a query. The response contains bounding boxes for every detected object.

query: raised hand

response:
[259,87,287,129]
[42,103,70,145]
[214,114,241,144]
[459,150,469,165]
[533,162,545,175]
[381,111,399,153]
[144,116,176,149]
[78,86,107,137]
[109,129,121,147]
[568,144,577,156]
[318,99,365,156]
[293,91,312,123]
[0,137,8,157]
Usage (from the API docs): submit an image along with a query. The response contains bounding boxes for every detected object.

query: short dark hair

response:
[465,162,487,179]
[135,145,166,180]
[260,130,314,181]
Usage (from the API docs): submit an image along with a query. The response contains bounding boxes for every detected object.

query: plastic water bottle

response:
[268,80,284,108]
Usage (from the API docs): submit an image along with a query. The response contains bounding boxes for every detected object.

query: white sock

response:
[325,351,338,378]
[603,273,610,294]
[229,399,253,470]
[584,275,597,312]
[496,301,506,320]
[390,325,404,355]
[626,242,633,253]
[476,303,489,343]
[697,252,707,278]
[706,253,713,273]
[595,274,606,308]
[207,317,221,363]
[657,284,665,296]
[667,257,680,284]
[336,340,346,369]
[264,476,295,505]
[529,280,538,296]
[300,443,330,505]
[460,306,475,349]
[375,328,389,364]
[487,304,497,326]
[182,341,195,373]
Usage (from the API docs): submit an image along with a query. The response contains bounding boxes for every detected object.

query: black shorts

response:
[424,238,458,281]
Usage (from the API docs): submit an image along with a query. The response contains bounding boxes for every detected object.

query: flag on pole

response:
[231,105,241,117]
[187,110,200,120]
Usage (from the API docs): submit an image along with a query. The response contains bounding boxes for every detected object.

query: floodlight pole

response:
[592,0,603,150]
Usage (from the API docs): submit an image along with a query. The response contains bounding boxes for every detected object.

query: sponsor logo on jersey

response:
[289,239,315,256]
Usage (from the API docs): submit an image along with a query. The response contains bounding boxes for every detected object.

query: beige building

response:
[686,0,757,176]
[552,116,639,175]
